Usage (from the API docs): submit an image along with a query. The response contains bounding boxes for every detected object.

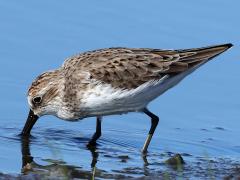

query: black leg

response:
[142,108,159,153]
[88,116,102,146]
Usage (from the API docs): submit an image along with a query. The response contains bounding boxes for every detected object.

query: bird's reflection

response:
[21,136,33,171]
[20,136,153,179]
[20,136,99,179]
[142,153,150,176]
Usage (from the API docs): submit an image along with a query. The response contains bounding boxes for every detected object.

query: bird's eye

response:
[32,96,42,104]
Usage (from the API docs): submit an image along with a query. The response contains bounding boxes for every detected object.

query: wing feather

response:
[63,44,232,90]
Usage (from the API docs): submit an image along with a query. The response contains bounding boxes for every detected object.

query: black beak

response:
[21,109,39,136]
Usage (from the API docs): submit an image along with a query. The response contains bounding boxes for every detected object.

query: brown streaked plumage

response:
[28,70,62,98]
[63,44,231,89]
[21,43,233,153]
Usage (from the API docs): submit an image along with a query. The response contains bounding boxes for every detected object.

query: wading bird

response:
[21,43,233,153]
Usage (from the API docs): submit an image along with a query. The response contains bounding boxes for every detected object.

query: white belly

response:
[80,63,205,117]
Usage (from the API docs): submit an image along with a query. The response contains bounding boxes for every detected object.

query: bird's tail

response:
[177,43,233,67]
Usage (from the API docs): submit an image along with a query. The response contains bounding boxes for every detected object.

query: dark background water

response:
[0,0,239,179]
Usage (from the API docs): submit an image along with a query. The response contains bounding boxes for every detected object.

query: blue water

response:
[0,0,239,179]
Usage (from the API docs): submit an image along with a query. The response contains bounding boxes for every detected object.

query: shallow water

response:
[0,0,240,179]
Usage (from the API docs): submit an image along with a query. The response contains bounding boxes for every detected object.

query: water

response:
[0,0,240,179]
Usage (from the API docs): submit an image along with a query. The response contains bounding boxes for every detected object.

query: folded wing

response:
[63,43,232,90]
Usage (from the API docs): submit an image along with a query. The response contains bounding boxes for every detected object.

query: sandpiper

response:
[21,43,233,153]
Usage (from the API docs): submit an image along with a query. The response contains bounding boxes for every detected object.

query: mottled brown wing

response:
[63,44,232,89]
[63,48,190,89]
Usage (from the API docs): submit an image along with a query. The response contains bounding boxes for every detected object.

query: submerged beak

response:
[21,109,39,136]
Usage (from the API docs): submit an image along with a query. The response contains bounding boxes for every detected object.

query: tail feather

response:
[178,43,233,67]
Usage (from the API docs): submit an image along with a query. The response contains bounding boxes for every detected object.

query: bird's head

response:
[21,70,62,136]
